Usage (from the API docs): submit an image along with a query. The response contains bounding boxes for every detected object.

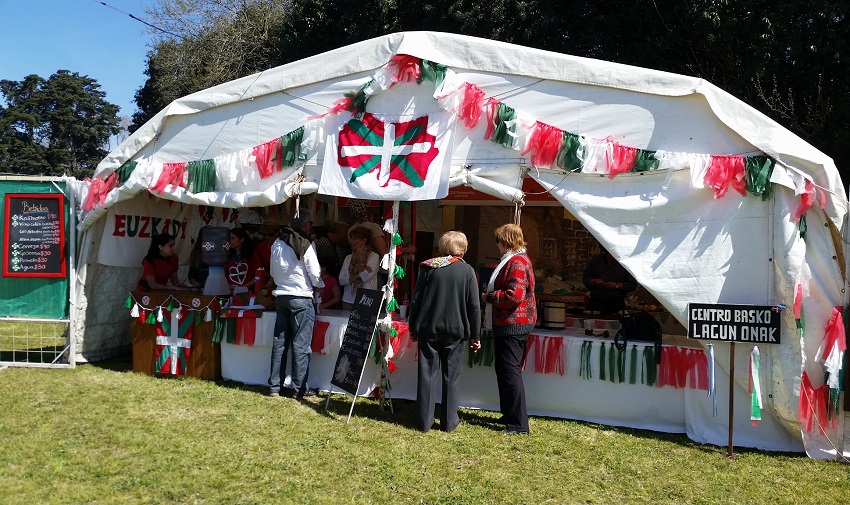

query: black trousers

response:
[494,332,530,432]
[416,335,465,432]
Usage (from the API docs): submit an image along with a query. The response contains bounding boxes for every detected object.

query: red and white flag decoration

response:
[319,111,455,200]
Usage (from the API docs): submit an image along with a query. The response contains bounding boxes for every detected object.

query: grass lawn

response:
[1,356,848,505]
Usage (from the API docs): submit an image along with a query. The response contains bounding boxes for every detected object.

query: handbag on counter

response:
[615,311,662,364]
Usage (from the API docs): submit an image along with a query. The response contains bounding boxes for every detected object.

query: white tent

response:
[71,31,848,460]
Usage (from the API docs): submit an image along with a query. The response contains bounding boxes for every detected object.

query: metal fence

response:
[0,176,75,369]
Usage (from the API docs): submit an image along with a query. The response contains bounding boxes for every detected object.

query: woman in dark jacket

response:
[483,223,537,435]
[409,231,481,433]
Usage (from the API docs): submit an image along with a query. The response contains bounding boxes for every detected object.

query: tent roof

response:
[96,30,845,223]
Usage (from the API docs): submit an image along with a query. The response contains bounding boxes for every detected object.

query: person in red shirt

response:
[136,233,185,291]
[226,228,256,291]
[318,257,342,310]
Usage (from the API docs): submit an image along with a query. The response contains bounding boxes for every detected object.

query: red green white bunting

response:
[87,54,825,217]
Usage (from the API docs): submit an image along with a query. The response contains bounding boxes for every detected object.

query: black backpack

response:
[615,311,662,364]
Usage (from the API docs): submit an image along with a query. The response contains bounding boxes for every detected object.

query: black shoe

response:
[296,387,319,399]
[266,390,280,398]
[503,428,529,436]
[281,388,295,398]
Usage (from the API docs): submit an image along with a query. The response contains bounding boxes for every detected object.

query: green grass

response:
[1,356,848,505]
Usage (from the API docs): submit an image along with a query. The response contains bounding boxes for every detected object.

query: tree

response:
[131,0,292,131]
[0,71,120,178]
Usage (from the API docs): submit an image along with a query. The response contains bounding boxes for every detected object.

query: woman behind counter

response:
[483,223,536,435]
[226,227,257,292]
[136,233,186,291]
[338,226,380,309]
[187,226,210,288]
[409,231,480,433]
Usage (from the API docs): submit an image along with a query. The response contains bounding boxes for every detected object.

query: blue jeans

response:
[268,295,315,394]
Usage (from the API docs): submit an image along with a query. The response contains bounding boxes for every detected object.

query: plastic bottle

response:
[254,267,266,296]
[400,293,409,320]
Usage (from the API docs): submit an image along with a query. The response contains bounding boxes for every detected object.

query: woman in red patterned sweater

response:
[483,223,537,435]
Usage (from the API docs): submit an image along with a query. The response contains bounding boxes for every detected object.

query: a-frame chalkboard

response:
[326,287,384,422]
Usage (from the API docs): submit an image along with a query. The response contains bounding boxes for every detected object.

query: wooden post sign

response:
[687,303,781,344]
[2,193,66,278]
[328,288,384,422]
[688,302,782,459]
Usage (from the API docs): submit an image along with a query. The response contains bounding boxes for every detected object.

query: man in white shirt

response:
[268,210,324,399]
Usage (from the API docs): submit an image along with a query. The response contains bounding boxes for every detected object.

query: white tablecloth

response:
[220,310,802,452]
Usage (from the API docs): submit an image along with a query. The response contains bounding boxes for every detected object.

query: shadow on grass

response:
[566,420,807,460]
[299,392,507,433]
[0,345,69,364]
[86,353,133,372]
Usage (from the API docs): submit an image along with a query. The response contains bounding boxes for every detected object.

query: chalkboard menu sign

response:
[330,288,384,396]
[3,193,66,278]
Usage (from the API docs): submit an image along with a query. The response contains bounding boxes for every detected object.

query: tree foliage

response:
[132,0,291,131]
[0,71,120,178]
[131,0,850,178]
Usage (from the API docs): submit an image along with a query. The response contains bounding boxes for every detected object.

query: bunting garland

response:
[281,127,305,167]
[524,334,542,372]
[707,343,717,417]
[580,340,592,379]
[817,307,846,391]
[252,138,283,179]
[126,293,226,327]
[87,52,823,227]
[544,337,565,376]
[799,370,838,433]
[749,346,762,426]
[417,59,448,86]
[116,160,137,185]
[187,159,217,193]
[151,162,188,193]
[468,330,496,367]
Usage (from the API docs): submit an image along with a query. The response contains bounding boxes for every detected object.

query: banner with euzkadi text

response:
[98,195,193,267]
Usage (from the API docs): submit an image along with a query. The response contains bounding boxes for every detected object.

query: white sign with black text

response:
[687,303,781,344]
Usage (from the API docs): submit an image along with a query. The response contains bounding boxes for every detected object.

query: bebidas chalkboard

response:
[3,193,66,278]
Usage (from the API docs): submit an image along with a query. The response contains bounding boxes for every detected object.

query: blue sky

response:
[0,0,158,117]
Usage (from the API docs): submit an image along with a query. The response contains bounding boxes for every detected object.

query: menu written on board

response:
[3,193,66,278]
[330,288,384,396]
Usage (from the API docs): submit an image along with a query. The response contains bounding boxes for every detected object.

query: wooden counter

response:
[130,290,226,380]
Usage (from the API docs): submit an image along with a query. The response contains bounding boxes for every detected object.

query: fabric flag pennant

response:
[708,343,717,417]
[749,346,762,426]
[320,111,455,200]
[816,307,846,389]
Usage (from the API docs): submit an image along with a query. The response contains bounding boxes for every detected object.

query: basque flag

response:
[319,112,454,200]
